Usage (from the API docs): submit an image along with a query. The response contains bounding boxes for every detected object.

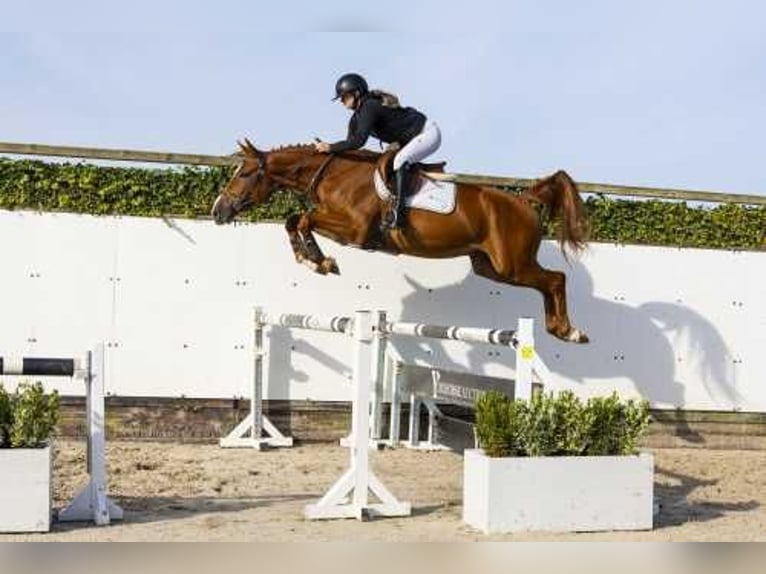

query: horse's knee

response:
[297,212,314,234]
[285,213,301,231]
[549,270,566,292]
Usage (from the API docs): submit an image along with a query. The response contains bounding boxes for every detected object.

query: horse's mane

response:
[271,143,383,164]
[230,143,384,165]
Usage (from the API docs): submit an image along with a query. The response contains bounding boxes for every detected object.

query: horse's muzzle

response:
[211,195,234,225]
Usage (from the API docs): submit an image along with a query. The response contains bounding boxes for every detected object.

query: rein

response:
[305,154,336,203]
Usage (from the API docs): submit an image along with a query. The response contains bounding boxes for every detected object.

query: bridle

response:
[225,149,337,210]
[223,153,267,212]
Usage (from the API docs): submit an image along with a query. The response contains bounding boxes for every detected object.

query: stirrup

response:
[380,203,399,231]
[383,164,409,231]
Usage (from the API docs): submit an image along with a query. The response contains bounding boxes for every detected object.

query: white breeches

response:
[393,119,442,171]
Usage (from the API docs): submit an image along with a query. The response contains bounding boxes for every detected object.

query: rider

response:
[314,73,442,230]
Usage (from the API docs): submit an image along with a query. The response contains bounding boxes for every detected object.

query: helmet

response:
[333,73,369,101]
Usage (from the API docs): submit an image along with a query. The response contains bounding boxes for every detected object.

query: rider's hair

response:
[369,89,401,108]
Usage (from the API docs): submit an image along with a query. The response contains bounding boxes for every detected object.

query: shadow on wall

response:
[394,242,742,410]
[264,242,742,410]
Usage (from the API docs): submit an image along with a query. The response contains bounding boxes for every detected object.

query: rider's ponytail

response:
[369,89,401,108]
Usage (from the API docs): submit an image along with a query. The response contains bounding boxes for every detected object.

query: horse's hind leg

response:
[470,251,588,343]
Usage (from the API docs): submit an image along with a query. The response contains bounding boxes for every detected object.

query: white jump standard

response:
[264,309,411,520]
[220,308,293,449]
[0,343,123,526]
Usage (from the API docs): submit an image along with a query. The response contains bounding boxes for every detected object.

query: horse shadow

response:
[50,493,317,530]
[262,242,741,442]
[264,326,352,438]
[653,466,759,528]
[389,242,741,413]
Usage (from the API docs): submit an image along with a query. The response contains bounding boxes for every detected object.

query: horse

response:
[212,139,590,343]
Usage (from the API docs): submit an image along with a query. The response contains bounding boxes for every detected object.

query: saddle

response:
[375,149,447,195]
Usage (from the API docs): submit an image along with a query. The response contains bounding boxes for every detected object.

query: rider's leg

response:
[388,161,410,229]
[383,120,442,230]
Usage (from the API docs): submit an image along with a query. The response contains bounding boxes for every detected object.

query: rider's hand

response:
[314,140,331,153]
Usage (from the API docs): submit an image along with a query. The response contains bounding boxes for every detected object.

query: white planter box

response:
[463,449,653,534]
[0,446,52,533]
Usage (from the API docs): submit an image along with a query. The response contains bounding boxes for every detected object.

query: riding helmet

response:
[333,73,369,100]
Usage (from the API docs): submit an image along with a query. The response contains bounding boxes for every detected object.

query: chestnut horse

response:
[212,139,590,343]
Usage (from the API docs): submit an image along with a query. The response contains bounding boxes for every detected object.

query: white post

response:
[351,310,372,510]
[305,311,410,520]
[89,344,109,525]
[515,318,534,401]
[427,400,436,445]
[59,343,123,525]
[408,394,420,447]
[388,358,402,447]
[251,306,265,442]
[369,310,387,442]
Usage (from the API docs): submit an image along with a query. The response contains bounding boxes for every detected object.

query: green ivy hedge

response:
[1,158,763,251]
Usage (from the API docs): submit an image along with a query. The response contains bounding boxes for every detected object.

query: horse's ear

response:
[244,137,262,156]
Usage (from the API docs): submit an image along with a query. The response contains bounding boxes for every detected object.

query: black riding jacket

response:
[329,95,426,153]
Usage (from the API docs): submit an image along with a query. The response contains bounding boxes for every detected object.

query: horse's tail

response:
[524,170,589,259]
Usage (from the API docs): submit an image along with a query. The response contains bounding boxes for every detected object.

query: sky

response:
[1,0,765,194]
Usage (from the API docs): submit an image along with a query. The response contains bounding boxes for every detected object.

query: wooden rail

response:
[2,141,765,206]
[0,141,234,167]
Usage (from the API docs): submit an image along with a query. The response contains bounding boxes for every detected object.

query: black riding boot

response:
[383,162,410,231]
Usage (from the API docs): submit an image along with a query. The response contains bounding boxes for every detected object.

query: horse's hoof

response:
[301,258,319,273]
[321,258,340,275]
[566,328,589,344]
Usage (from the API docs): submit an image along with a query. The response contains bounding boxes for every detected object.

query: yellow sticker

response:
[520,346,534,360]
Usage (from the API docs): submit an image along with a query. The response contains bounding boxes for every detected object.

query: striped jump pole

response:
[382,317,547,402]
[223,307,551,453]
[0,343,123,526]
[381,321,518,347]
[265,312,354,334]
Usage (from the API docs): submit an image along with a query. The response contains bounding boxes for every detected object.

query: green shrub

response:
[585,394,652,456]
[475,390,650,458]
[0,382,60,448]
[0,385,11,447]
[475,392,526,457]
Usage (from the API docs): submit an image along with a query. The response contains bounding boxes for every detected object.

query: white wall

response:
[0,210,762,412]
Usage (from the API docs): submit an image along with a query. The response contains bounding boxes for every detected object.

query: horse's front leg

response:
[295,210,339,275]
[297,207,367,275]
[285,213,312,265]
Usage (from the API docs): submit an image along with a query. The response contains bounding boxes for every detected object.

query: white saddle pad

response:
[373,170,456,214]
